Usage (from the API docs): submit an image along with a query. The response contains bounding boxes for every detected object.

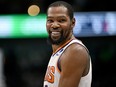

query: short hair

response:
[47,1,74,19]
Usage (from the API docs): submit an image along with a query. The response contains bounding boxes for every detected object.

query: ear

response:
[71,18,75,29]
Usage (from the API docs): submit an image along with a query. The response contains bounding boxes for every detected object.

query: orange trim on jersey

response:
[54,39,73,74]
[52,39,73,56]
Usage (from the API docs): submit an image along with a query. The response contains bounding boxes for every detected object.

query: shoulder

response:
[63,42,89,62]
[60,42,89,72]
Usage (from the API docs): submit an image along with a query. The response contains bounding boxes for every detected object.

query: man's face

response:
[46,6,74,45]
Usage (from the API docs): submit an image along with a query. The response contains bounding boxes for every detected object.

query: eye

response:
[58,19,66,23]
[47,19,53,23]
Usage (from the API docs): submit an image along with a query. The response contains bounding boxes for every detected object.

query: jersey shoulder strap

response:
[62,39,89,53]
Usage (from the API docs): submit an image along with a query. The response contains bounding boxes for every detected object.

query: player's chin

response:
[51,37,60,42]
[51,37,62,45]
[51,35,61,41]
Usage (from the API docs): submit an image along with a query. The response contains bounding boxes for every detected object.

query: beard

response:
[47,30,67,45]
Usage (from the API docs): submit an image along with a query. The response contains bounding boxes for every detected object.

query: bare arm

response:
[58,44,89,87]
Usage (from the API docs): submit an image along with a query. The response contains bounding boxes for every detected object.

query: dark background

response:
[0,0,116,87]
[1,0,116,14]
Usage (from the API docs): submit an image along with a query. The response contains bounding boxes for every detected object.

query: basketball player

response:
[44,1,92,87]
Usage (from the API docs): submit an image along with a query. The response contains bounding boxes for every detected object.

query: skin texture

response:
[59,44,89,87]
[46,6,75,46]
[46,6,90,87]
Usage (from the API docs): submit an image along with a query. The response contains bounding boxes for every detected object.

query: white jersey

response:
[44,39,92,87]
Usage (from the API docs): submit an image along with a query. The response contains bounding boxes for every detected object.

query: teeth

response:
[52,32,59,34]
[51,32,60,36]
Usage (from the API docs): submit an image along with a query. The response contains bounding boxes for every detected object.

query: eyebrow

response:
[47,16,66,19]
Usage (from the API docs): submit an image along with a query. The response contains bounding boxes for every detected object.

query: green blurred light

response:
[0,14,48,38]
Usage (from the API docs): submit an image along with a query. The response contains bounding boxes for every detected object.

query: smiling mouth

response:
[51,32,61,36]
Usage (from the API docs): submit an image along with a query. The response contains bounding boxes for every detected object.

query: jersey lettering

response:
[44,66,55,83]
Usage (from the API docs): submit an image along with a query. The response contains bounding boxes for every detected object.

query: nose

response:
[51,22,60,29]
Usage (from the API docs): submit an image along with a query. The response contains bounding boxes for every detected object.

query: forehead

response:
[47,6,68,17]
